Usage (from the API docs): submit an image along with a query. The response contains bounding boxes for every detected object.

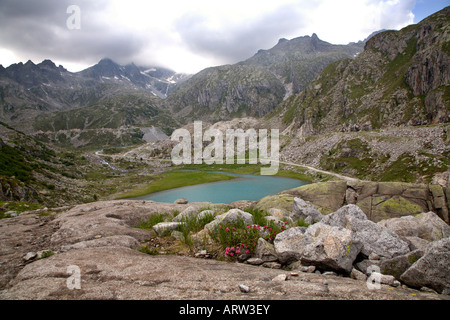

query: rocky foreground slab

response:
[0,197,449,300]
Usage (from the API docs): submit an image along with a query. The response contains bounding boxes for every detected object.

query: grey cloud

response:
[0,0,148,66]
[0,0,309,70]
[174,4,308,64]
[0,0,418,73]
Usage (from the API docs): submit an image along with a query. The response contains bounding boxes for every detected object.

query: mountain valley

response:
[0,6,450,302]
[0,7,448,214]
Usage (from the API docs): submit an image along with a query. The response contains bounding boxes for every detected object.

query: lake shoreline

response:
[124,169,310,204]
[115,170,238,200]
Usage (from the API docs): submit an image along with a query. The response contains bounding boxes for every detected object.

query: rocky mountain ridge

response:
[274,6,449,137]
[166,33,364,123]
[78,58,190,98]
[0,58,188,138]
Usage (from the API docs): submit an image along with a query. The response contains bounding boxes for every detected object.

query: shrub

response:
[139,245,159,255]
[244,208,269,226]
[210,218,291,258]
[177,211,216,247]
[179,211,215,234]
[39,250,54,259]
[295,219,311,228]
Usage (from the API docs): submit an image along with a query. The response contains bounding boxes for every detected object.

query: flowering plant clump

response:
[224,244,250,257]
[216,223,260,253]
[213,220,291,259]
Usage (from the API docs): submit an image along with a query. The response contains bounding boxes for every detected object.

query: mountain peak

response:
[38,59,57,69]
[24,60,36,67]
[98,58,118,65]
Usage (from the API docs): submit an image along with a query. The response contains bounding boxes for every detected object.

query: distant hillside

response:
[0,58,187,131]
[31,90,177,148]
[166,34,363,123]
[0,59,187,147]
[78,58,190,98]
[273,7,449,137]
[0,121,80,205]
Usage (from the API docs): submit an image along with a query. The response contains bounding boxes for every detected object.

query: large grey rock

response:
[354,259,380,275]
[350,268,367,281]
[254,238,278,262]
[412,212,450,241]
[172,206,198,222]
[218,208,254,226]
[153,222,183,236]
[246,258,264,265]
[379,249,424,280]
[404,236,430,251]
[290,197,324,224]
[351,218,410,258]
[274,227,307,264]
[322,204,410,258]
[377,215,419,238]
[400,238,450,294]
[283,181,347,213]
[321,204,368,226]
[174,198,188,204]
[300,222,362,274]
[204,209,254,232]
[255,194,295,213]
[23,252,37,262]
[268,208,289,220]
[378,212,450,242]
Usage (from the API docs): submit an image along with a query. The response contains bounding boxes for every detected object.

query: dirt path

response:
[278,160,360,182]
[94,148,360,182]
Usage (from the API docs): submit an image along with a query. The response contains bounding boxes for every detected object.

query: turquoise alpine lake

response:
[132,170,310,203]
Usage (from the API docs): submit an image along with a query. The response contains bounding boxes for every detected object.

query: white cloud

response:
[298,0,416,44]
[0,48,20,68]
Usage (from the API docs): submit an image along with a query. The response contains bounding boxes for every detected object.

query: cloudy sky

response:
[0,0,448,74]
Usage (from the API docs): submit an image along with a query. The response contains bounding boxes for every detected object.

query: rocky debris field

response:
[280,125,450,183]
[0,183,449,300]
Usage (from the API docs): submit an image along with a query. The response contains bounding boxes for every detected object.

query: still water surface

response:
[132,171,310,203]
